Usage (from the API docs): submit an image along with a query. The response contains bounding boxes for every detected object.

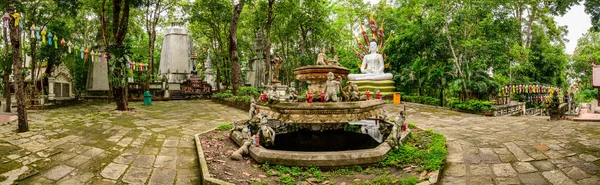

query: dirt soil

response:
[199,129,431,185]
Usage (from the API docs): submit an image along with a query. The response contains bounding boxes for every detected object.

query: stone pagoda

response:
[159,20,194,86]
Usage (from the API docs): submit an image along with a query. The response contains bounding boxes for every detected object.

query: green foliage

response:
[343,124,361,132]
[408,122,417,129]
[279,174,296,185]
[380,130,447,172]
[575,88,598,104]
[107,45,133,88]
[402,95,441,106]
[356,175,419,185]
[237,86,261,97]
[215,124,232,131]
[446,100,494,113]
[212,93,234,99]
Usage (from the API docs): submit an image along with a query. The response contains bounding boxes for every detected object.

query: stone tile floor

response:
[0,100,246,185]
[0,100,598,185]
[387,102,600,185]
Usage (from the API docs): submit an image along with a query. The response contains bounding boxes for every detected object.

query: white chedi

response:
[348,40,393,81]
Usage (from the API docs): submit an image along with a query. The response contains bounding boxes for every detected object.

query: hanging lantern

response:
[48,32,53,46]
[53,36,58,48]
[67,41,72,53]
[104,52,108,63]
[61,38,66,46]
[30,25,35,39]
[19,19,22,29]
[12,13,19,27]
[98,52,102,63]
[90,50,95,62]
[35,26,41,40]
[84,48,89,61]
[74,45,79,56]
[2,13,9,28]
[41,28,47,43]
[80,48,84,59]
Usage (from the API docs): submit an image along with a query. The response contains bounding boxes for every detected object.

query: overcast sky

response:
[364,0,591,54]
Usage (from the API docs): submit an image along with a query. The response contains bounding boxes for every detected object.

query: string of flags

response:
[500,84,562,103]
[128,62,149,72]
[2,12,149,72]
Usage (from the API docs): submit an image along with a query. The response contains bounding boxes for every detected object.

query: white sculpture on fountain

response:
[348,40,393,81]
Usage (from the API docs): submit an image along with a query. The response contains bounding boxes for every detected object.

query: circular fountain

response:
[229,51,409,167]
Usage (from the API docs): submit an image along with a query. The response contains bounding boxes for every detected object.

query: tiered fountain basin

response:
[294,65,350,94]
[230,99,411,167]
[349,80,396,96]
[256,100,385,125]
[230,128,410,167]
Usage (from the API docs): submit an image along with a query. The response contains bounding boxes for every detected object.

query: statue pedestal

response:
[348,79,395,98]
[272,81,288,101]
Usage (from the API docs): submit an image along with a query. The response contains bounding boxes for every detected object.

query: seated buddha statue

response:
[348,40,393,81]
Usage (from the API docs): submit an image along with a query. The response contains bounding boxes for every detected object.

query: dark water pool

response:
[264,130,381,151]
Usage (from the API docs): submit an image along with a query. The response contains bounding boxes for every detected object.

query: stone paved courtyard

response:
[387,103,600,185]
[0,100,246,185]
[0,100,598,184]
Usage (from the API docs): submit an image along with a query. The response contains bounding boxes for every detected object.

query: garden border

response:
[195,124,444,185]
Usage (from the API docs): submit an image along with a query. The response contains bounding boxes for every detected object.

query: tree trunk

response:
[264,0,275,85]
[106,0,131,111]
[229,0,245,94]
[3,19,11,113]
[300,27,307,56]
[30,38,37,105]
[147,31,155,90]
[8,0,28,132]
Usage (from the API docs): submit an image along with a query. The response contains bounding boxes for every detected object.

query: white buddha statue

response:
[348,40,393,81]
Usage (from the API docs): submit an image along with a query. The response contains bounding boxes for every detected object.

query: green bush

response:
[402,95,441,106]
[238,87,261,97]
[446,99,493,113]
[215,124,232,131]
[575,88,597,104]
[213,92,234,99]
[233,95,252,103]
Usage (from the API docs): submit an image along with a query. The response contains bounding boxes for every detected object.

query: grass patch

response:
[357,175,419,185]
[379,130,447,172]
[279,174,296,185]
[0,175,6,182]
[215,124,232,131]
[408,122,417,129]
[0,160,22,174]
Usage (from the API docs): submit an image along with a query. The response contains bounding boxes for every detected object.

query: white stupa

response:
[159,20,194,83]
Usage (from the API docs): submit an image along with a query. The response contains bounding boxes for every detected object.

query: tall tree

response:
[229,0,245,93]
[2,12,11,113]
[264,0,274,84]
[143,0,175,88]
[7,0,28,132]
[101,0,141,110]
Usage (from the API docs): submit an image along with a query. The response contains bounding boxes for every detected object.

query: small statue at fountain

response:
[324,72,340,102]
[385,110,407,149]
[288,82,298,102]
[328,55,342,67]
[272,52,284,82]
[266,85,280,104]
[258,115,276,146]
[316,48,329,65]
[249,97,257,118]
[307,90,313,103]
[342,81,361,101]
